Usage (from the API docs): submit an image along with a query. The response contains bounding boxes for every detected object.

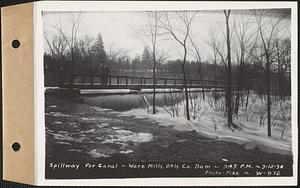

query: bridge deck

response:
[67,84,227,90]
[66,74,239,90]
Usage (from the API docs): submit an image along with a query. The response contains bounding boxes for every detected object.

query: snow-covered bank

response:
[118,92,292,156]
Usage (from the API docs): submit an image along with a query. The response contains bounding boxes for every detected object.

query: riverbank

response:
[46,97,292,164]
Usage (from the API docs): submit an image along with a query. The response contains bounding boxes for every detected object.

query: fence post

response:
[82,75,84,85]
[91,75,93,85]
[126,77,128,85]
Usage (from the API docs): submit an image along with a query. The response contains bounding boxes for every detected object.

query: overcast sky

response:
[43,9,291,62]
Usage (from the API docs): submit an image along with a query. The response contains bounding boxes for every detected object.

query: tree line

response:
[44,9,291,137]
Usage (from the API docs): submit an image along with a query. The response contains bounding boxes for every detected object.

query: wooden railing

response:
[69,74,225,87]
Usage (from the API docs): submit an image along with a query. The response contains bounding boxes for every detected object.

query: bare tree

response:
[136,11,168,114]
[107,44,124,63]
[161,11,198,120]
[232,11,257,116]
[79,35,93,57]
[45,33,67,60]
[273,37,291,99]
[188,34,205,100]
[253,10,287,137]
[206,26,221,82]
[206,25,229,109]
[78,35,93,72]
[44,32,67,86]
[106,44,131,74]
[224,10,233,128]
[46,12,83,85]
[207,12,234,127]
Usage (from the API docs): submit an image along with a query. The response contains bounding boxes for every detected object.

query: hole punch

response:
[11,39,20,48]
[12,142,21,151]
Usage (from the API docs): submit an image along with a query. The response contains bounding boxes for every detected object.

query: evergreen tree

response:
[91,33,107,70]
[141,47,152,71]
[132,55,141,71]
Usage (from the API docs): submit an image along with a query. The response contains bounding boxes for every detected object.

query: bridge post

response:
[164,79,167,86]
[117,77,120,85]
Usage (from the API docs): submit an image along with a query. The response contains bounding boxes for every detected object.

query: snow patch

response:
[83,129,96,133]
[48,112,70,117]
[53,121,62,124]
[117,133,153,143]
[81,117,97,121]
[97,123,109,128]
[119,93,292,156]
[119,111,196,132]
[56,142,72,145]
[119,150,134,154]
[69,149,82,152]
[90,106,113,112]
[88,149,111,158]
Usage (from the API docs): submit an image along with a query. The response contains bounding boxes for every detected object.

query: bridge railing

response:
[71,73,226,87]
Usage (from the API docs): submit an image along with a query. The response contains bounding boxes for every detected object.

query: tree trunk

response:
[182,63,190,120]
[69,48,74,86]
[235,59,243,115]
[213,56,217,103]
[182,46,190,120]
[153,48,156,114]
[225,11,233,127]
[277,46,283,100]
[266,55,271,137]
[235,90,240,114]
[246,88,250,108]
[199,62,205,100]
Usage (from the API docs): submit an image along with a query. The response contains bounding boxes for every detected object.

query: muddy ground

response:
[45,97,293,178]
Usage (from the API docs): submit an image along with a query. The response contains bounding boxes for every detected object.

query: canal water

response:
[83,93,184,111]
[83,89,224,112]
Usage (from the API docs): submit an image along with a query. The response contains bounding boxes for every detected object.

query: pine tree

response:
[131,55,141,73]
[141,47,152,71]
[91,33,107,70]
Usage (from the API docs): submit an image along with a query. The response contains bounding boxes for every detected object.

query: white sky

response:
[43,10,290,62]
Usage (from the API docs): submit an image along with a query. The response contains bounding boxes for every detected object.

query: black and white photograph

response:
[42,5,295,181]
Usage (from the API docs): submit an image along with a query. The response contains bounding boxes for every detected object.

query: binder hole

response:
[12,142,21,151]
[11,40,20,48]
